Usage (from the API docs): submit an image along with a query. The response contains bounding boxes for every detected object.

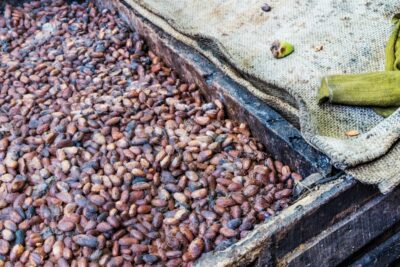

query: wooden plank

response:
[279,187,400,267]
[347,229,400,267]
[253,179,378,266]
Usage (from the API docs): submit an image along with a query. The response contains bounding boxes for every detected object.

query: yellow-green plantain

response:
[375,14,400,116]
[318,71,400,107]
[386,14,400,71]
[318,14,400,117]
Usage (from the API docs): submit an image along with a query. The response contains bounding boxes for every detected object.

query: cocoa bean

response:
[220,227,237,238]
[274,189,292,200]
[197,150,213,163]
[0,240,10,255]
[243,185,259,197]
[57,221,75,232]
[0,1,297,265]
[191,188,208,199]
[187,238,204,261]
[73,235,98,248]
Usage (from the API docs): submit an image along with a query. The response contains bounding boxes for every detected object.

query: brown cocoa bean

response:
[220,227,237,238]
[185,171,199,182]
[243,185,259,197]
[197,150,213,163]
[187,238,204,260]
[57,221,75,232]
[52,240,64,259]
[216,197,236,207]
[0,240,10,254]
[119,237,137,246]
[0,2,297,265]
[274,189,292,200]
[191,188,208,199]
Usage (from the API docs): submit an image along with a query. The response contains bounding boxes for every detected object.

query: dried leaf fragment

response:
[314,45,323,52]
[345,130,359,137]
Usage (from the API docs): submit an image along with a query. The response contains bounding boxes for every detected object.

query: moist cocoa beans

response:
[0,1,299,266]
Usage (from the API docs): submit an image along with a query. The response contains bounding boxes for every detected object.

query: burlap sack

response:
[123,0,400,193]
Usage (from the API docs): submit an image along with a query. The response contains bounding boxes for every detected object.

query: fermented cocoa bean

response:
[0,1,297,265]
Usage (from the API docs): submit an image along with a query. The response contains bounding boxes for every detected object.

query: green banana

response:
[318,71,400,107]
[385,16,400,71]
[375,15,400,116]
[319,14,400,117]
[374,107,399,117]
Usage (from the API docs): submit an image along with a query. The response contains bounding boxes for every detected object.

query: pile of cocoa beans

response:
[0,1,301,266]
